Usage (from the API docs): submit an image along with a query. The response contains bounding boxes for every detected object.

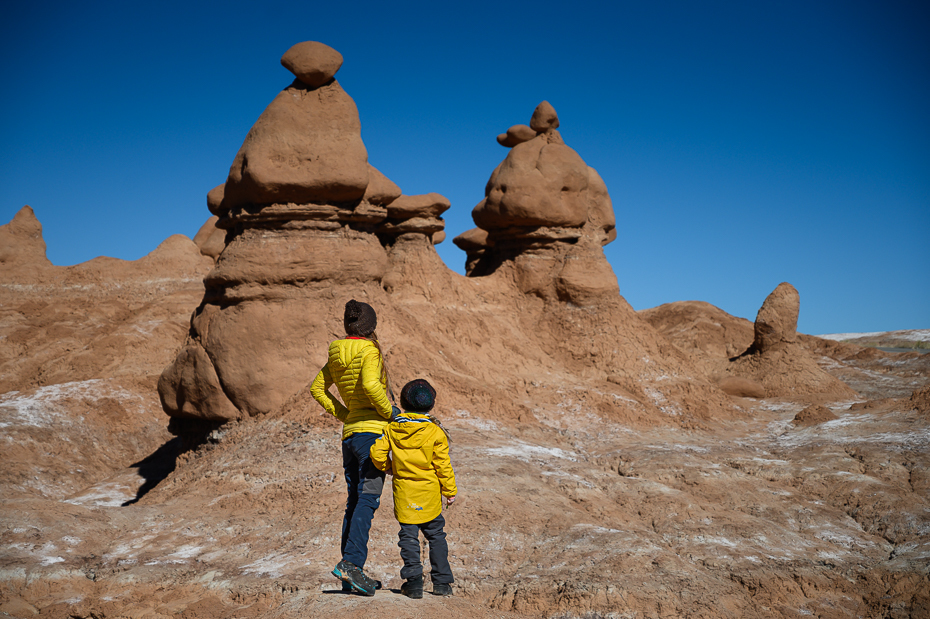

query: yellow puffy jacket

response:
[310,338,393,440]
[370,412,457,524]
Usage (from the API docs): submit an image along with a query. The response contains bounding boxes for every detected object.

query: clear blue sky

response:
[2,1,927,335]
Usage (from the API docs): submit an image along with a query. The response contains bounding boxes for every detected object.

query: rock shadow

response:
[121,436,184,506]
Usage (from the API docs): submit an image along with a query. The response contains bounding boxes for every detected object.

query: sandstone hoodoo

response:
[726,282,858,398]
[455,101,617,305]
[159,42,450,428]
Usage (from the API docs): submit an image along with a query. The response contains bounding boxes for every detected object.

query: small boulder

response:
[158,343,241,422]
[280,41,343,88]
[530,101,559,132]
[497,124,537,147]
[793,404,838,426]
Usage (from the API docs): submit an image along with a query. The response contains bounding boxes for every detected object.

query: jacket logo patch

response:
[406,502,424,511]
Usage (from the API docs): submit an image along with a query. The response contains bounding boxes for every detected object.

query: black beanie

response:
[401,379,436,412]
[344,300,377,337]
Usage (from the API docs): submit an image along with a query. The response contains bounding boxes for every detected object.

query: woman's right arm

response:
[310,364,350,421]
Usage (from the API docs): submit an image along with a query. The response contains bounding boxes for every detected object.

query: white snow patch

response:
[65,482,135,507]
[169,545,204,560]
[818,331,887,341]
[241,553,294,577]
[819,329,930,342]
[0,380,146,430]
[591,527,623,534]
[453,410,498,431]
[696,535,739,549]
[486,442,577,461]
[642,387,682,416]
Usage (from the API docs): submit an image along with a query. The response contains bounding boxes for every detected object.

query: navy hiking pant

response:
[341,431,386,569]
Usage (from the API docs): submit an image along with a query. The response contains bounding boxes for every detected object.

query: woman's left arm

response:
[360,348,393,419]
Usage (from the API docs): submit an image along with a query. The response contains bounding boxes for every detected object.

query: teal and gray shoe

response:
[332,560,378,596]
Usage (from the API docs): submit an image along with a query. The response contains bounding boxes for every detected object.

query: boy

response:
[370,379,457,598]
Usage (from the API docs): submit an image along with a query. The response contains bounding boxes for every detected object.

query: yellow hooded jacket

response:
[310,338,393,440]
[370,412,457,524]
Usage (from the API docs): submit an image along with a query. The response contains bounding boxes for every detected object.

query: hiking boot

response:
[331,560,377,596]
[431,582,453,596]
[401,575,424,599]
[341,578,382,593]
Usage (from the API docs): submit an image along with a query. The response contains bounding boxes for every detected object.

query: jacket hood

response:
[390,413,434,448]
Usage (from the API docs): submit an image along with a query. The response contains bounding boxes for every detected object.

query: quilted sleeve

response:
[359,348,393,419]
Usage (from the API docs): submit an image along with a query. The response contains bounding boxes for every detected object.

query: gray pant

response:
[397,514,453,584]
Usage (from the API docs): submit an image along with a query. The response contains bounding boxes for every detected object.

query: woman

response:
[310,299,396,596]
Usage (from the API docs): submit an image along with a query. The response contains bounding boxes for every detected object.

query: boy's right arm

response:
[369,433,392,475]
[309,365,350,422]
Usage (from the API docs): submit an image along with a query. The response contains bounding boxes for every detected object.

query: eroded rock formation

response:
[159,42,449,426]
[162,45,858,439]
[640,286,861,398]
[455,101,618,305]
[0,207,212,394]
[0,206,52,278]
[726,282,857,397]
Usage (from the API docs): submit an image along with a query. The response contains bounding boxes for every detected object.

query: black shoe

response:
[332,560,377,596]
[431,582,453,596]
[401,575,424,599]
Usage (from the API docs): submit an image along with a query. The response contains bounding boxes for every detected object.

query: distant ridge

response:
[818,329,930,350]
